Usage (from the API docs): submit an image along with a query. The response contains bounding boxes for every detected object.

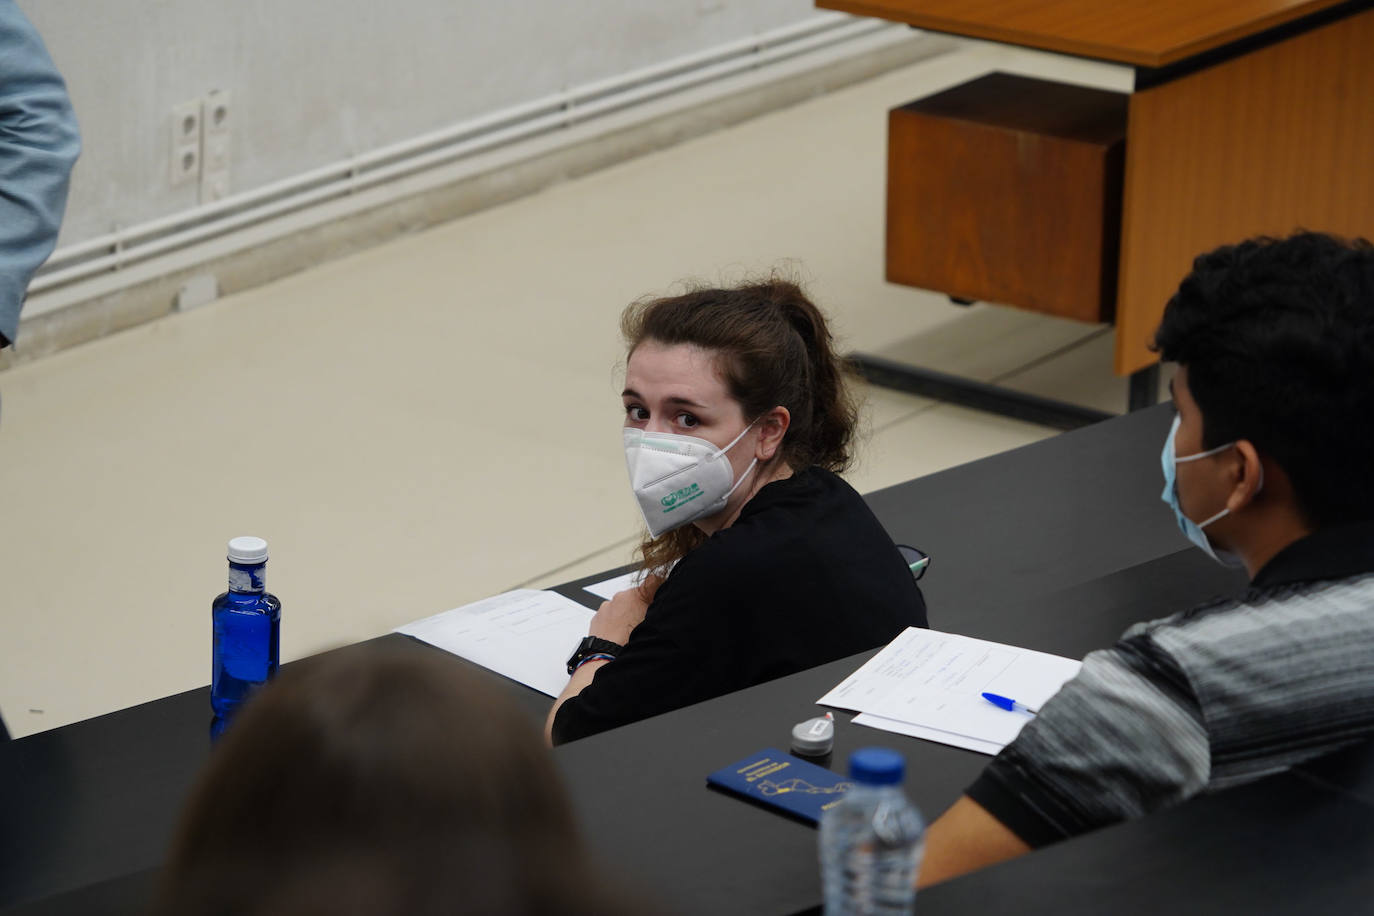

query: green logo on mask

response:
[661,482,702,511]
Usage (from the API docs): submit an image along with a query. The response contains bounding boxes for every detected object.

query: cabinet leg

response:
[1128,365,1160,412]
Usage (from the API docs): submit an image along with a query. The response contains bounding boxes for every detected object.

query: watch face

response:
[566,639,589,674]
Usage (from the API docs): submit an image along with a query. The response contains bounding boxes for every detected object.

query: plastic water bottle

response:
[819,747,926,915]
[210,536,281,739]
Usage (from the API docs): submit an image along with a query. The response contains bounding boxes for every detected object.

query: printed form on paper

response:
[396,589,594,697]
[818,628,1082,752]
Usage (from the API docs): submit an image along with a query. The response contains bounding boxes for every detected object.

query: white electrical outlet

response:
[174,273,220,311]
[169,99,202,187]
[200,89,232,203]
[201,171,230,203]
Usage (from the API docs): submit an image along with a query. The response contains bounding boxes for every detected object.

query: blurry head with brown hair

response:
[157,644,636,916]
[620,276,859,575]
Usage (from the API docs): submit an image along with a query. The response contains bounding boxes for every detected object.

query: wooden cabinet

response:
[886,73,1127,323]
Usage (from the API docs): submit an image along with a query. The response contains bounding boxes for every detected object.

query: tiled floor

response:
[0,44,1146,738]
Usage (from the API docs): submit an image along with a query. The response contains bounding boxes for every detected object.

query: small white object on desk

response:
[791,711,835,757]
[396,589,594,697]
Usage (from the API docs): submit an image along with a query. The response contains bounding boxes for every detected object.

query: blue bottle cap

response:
[848,747,905,785]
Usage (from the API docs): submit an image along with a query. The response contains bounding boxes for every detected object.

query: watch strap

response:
[566,635,624,675]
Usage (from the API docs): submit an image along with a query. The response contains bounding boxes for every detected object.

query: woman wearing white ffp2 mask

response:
[545,279,928,746]
[622,396,763,539]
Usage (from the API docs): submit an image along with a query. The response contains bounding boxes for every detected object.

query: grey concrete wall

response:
[20,0,820,248]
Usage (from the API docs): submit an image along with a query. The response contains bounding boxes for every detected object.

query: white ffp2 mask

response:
[623,423,758,538]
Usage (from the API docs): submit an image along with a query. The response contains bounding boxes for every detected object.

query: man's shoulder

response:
[1134,571,1374,729]
[1105,572,1374,718]
[1146,570,1374,644]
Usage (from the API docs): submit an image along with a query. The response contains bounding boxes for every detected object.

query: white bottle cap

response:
[227,536,268,563]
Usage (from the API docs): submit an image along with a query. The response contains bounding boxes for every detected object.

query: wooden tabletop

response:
[815,0,1355,67]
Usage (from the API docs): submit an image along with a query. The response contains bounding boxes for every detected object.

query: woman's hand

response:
[545,572,666,745]
[589,586,652,645]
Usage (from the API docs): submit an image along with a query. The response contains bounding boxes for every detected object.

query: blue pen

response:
[981,692,1039,714]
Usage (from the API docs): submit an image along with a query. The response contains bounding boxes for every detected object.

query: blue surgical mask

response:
[1159,414,1259,568]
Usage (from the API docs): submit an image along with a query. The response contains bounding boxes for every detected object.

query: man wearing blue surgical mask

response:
[916,231,1374,887]
[1157,370,1274,573]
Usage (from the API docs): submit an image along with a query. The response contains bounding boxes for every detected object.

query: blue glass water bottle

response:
[210,536,281,739]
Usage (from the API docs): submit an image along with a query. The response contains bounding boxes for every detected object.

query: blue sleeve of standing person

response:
[0,0,80,347]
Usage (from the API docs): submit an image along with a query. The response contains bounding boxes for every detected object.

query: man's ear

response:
[1227,440,1265,512]
[756,406,791,461]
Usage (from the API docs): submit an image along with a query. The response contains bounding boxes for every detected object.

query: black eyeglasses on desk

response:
[897,544,930,581]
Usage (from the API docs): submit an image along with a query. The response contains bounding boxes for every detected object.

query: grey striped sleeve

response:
[968,573,1374,846]
[1154,576,1374,789]
[967,634,1210,846]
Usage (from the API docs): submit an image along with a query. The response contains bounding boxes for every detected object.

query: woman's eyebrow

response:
[621,388,708,409]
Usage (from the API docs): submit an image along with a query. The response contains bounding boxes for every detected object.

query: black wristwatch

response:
[566,636,624,674]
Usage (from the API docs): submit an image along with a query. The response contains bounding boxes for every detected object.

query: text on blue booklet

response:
[706,748,852,824]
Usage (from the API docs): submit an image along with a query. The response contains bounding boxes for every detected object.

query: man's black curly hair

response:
[1153,231,1374,527]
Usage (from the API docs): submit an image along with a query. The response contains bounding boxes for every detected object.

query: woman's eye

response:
[676,412,699,429]
[626,405,649,422]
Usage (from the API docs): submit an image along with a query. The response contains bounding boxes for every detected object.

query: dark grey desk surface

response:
[4,405,1371,914]
[917,739,1374,915]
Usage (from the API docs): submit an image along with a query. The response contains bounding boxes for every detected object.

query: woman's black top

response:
[551,467,927,744]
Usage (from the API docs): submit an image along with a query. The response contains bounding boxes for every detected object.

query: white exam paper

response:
[851,714,1004,756]
[583,569,644,601]
[396,589,594,697]
[819,628,1081,750]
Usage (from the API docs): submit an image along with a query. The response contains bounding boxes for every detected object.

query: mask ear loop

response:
[1194,460,1265,529]
[1175,440,1238,463]
[723,457,759,499]
[713,416,760,458]
[715,416,763,499]
[1173,436,1237,528]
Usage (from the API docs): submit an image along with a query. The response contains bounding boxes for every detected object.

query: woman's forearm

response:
[544,658,610,746]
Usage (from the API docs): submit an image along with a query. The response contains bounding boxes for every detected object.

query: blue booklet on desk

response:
[706,748,853,825]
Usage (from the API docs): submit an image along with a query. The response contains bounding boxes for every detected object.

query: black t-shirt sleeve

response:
[552,467,926,744]
[551,548,743,745]
[550,619,712,744]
